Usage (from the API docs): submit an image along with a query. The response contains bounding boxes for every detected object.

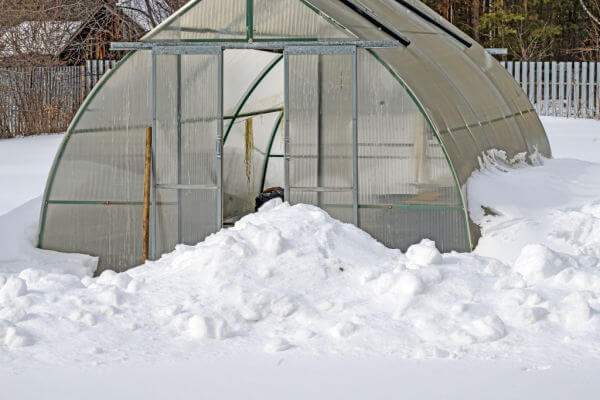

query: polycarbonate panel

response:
[253,0,351,40]
[144,0,246,41]
[155,189,217,256]
[287,53,354,223]
[48,52,151,202]
[357,49,468,252]
[155,52,219,251]
[358,207,469,252]
[40,51,152,271]
[42,204,142,273]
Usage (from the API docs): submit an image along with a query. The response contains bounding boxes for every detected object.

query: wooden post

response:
[142,126,152,262]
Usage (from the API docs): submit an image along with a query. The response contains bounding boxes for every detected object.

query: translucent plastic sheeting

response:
[144,0,246,41]
[40,51,153,272]
[42,204,143,272]
[357,49,468,252]
[253,0,351,40]
[287,53,355,224]
[155,53,220,252]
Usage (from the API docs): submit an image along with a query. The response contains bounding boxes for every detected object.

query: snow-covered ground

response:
[1,118,600,399]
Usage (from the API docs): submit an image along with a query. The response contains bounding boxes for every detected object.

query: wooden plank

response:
[536,62,543,115]
[529,62,536,104]
[597,62,600,118]
[507,61,513,76]
[582,62,588,117]
[544,62,550,116]
[515,61,521,90]
[589,62,595,119]
[574,62,580,117]
[566,62,573,118]
[522,61,528,95]
[559,62,565,117]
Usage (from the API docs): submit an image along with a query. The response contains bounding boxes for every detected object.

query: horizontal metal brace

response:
[290,187,354,193]
[110,40,400,52]
[153,45,221,55]
[156,184,218,190]
[285,45,356,55]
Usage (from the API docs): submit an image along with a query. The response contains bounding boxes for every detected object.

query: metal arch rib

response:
[224,54,283,143]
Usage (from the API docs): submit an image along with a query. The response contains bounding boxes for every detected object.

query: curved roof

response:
[141,0,551,184]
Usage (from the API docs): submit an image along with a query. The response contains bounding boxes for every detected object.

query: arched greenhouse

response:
[37,0,552,273]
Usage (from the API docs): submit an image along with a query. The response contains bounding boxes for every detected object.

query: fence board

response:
[0,61,114,138]
[500,60,600,119]
[543,62,550,115]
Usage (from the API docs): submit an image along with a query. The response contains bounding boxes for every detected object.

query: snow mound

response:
[0,200,598,367]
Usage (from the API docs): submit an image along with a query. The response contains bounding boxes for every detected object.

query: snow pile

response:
[0,200,599,369]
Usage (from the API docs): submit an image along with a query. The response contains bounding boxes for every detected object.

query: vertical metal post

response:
[352,47,359,227]
[150,51,158,260]
[317,55,323,207]
[217,49,223,230]
[284,51,290,203]
[176,54,182,244]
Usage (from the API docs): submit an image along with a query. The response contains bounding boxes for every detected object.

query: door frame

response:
[283,45,359,227]
[150,46,223,260]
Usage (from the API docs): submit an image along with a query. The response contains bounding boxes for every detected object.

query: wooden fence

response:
[0,60,116,138]
[502,61,600,119]
[1,59,598,138]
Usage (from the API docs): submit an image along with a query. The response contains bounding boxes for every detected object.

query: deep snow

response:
[1,118,600,398]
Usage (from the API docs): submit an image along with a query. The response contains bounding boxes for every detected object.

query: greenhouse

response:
[37,0,552,273]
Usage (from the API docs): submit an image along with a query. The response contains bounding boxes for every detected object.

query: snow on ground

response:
[0,134,63,216]
[1,118,600,398]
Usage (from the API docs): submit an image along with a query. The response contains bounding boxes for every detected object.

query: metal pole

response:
[150,52,158,260]
[352,47,359,227]
[284,51,290,204]
[217,49,223,230]
[317,55,323,207]
[176,54,182,244]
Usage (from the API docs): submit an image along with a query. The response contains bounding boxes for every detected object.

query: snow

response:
[0,134,63,215]
[1,118,600,397]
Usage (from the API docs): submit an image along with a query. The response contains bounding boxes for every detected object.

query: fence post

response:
[543,62,550,116]
[582,62,588,118]
[566,63,573,117]
[529,62,535,104]
[574,62,580,117]
[536,62,542,114]
[515,61,521,89]
[586,62,596,118]
[522,61,528,96]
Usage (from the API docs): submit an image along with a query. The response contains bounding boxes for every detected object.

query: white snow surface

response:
[1,118,600,397]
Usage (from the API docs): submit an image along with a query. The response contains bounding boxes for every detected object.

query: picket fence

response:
[1,59,598,138]
[501,61,600,119]
[0,60,116,138]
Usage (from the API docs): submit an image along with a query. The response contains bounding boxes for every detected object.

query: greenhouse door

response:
[284,46,359,226]
[151,47,223,259]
